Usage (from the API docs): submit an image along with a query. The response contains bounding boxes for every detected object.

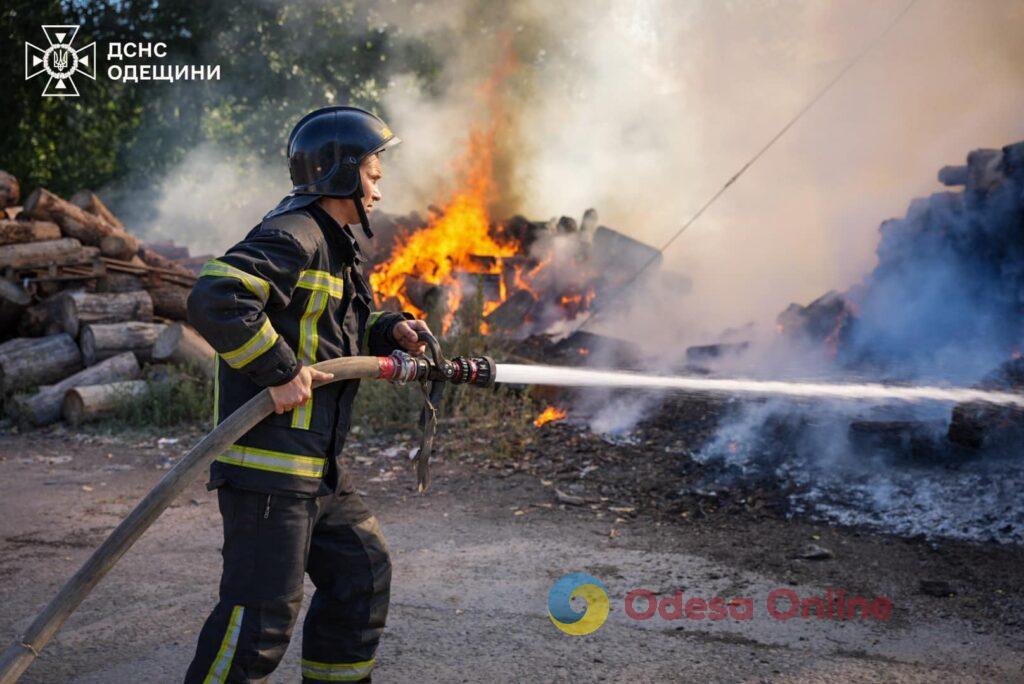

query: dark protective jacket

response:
[187,198,410,497]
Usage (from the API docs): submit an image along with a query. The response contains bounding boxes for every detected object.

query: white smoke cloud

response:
[137,0,1024,345]
[380,0,1024,345]
[139,143,288,255]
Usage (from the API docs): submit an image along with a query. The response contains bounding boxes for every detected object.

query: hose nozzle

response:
[448,355,495,387]
[377,331,494,494]
[379,330,495,389]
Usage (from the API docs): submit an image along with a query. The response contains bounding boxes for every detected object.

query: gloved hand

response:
[391,319,431,356]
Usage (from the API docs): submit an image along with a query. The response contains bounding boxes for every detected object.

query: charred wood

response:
[948,357,1024,449]
[484,289,536,332]
[686,342,750,363]
[403,276,444,312]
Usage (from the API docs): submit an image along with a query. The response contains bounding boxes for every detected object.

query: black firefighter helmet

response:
[271,105,400,237]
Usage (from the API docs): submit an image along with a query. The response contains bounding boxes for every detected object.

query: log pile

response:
[0,171,215,427]
[368,206,677,338]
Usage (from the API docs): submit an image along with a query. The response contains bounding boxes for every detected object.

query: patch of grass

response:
[105,363,213,429]
[352,295,539,460]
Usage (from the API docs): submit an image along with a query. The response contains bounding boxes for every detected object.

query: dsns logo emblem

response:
[547,572,609,635]
[25,25,96,97]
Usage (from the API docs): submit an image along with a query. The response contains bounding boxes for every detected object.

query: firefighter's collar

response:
[305,202,367,264]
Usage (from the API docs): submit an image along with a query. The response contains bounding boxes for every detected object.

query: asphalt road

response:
[1,430,1021,683]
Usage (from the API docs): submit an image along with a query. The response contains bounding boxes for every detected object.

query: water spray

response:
[493,364,1024,408]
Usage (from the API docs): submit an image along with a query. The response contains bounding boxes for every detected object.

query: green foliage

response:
[107,364,212,428]
[1,1,440,199]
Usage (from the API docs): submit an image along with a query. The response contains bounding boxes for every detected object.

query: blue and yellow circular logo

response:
[547,572,609,635]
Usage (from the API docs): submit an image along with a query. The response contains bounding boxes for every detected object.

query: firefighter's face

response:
[359,154,383,215]
[318,155,384,227]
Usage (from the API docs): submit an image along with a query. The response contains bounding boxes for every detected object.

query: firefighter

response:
[183,105,427,683]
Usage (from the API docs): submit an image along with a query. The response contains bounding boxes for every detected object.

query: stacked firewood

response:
[0,170,214,427]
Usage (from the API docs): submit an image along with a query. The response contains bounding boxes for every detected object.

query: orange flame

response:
[370,46,525,334]
[367,46,605,336]
[369,127,519,333]
[533,406,567,427]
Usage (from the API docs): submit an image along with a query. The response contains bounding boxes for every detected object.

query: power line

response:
[575,0,919,334]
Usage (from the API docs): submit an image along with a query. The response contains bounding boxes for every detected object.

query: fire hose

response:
[0,332,494,683]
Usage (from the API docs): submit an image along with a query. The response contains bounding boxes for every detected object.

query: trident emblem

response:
[25,25,96,97]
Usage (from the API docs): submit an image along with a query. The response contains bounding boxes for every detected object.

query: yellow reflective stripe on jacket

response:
[199,259,271,303]
[216,444,326,479]
[220,319,279,369]
[291,290,329,429]
[212,355,220,427]
[362,311,385,354]
[203,605,244,683]
[296,269,345,298]
[301,657,375,681]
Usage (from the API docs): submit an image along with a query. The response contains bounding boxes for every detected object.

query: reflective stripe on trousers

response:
[301,657,375,681]
[203,605,244,683]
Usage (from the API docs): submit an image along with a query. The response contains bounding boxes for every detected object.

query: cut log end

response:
[0,171,20,208]
[62,379,149,426]
[80,321,166,366]
[152,323,215,378]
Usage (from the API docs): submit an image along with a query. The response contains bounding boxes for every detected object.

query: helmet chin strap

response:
[350,182,374,239]
[354,199,373,239]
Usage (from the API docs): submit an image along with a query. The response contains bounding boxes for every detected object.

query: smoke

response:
[381,0,1024,344]
[687,139,1024,543]
[99,0,1024,543]
[135,143,288,255]
[122,0,1024,338]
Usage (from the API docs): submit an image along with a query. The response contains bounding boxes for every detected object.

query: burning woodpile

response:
[364,127,670,339]
[0,171,214,427]
[370,208,666,338]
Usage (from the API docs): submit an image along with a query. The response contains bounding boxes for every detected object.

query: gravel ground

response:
[1,425,1022,683]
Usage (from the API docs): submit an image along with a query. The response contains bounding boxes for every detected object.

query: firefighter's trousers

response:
[184,485,391,683]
